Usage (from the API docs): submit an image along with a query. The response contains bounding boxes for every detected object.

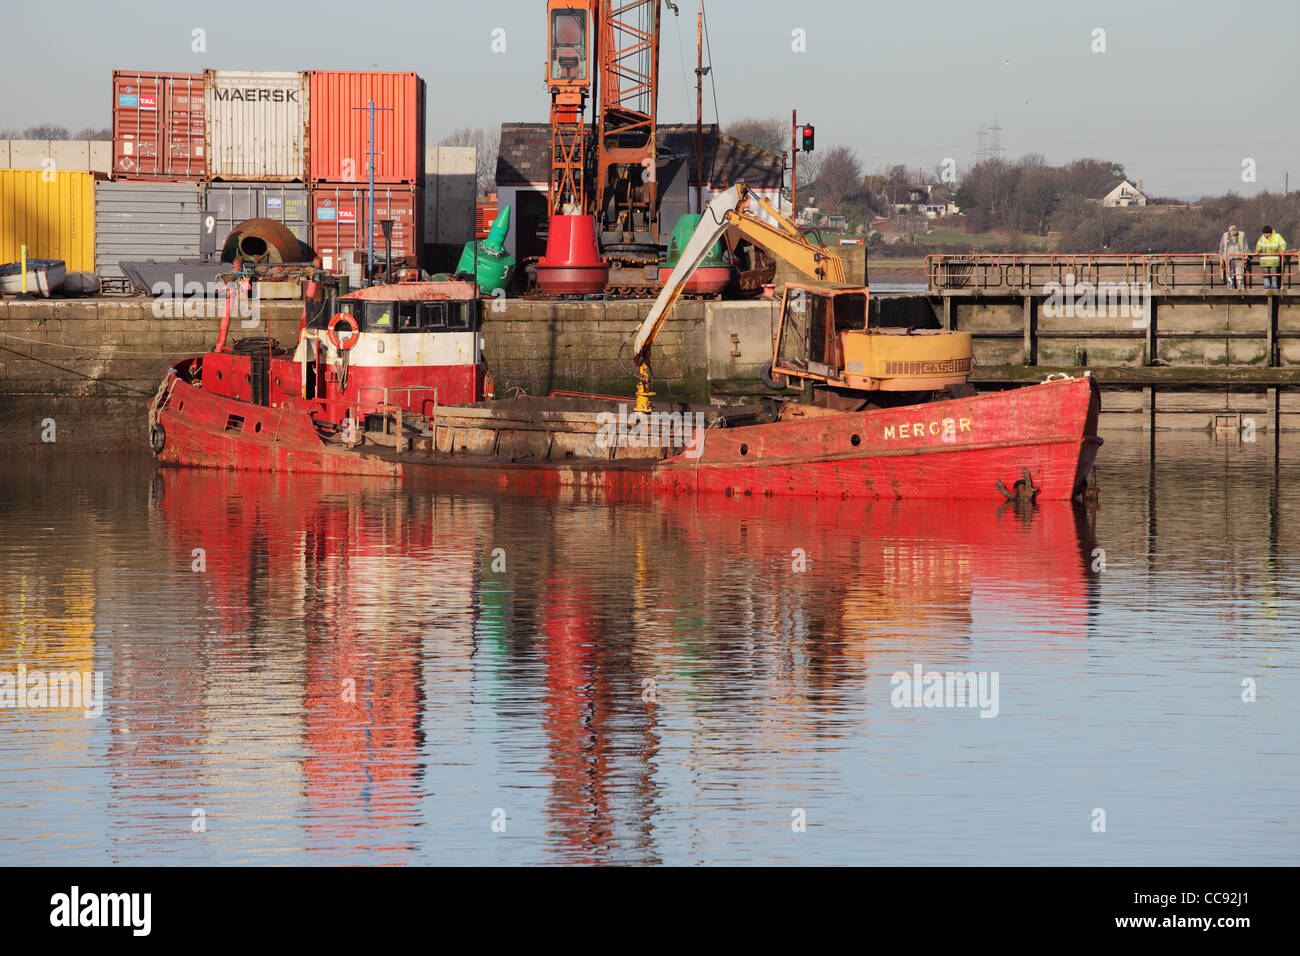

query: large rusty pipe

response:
[220,218,303,265]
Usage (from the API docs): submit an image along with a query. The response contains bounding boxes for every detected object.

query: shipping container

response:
[309,71,425,185]
[201,182,310,261]
[112,71,205,181]
[94,180,202,279]
[474,202,498,240]
[0,170,97,273]
[310,183,422,274]
[423,146,476,244]
[204,70,308,182]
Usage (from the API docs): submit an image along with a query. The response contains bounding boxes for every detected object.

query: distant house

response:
[868,215,909,245]
[1099,180,1148,207]
[494,123,785,260]
[891,183,955,219]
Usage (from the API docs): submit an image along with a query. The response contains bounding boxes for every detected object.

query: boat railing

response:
[309,387,440,452]
[356,384,441,418]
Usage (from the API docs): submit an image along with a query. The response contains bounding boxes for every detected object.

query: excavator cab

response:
[771,283,973,394]
[631,184,974,409]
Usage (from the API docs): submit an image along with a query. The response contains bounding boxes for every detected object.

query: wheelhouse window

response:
[420,303,448,330]
[398,302,420,330]
[446,302,473,331]
[366,302,395,331]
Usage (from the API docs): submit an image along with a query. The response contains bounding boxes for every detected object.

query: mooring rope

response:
[0,342,157,397]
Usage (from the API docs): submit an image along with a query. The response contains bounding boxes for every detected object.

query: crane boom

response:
[632,183,847,410]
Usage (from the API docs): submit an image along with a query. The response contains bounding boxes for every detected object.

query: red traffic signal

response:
[801,125,815,151]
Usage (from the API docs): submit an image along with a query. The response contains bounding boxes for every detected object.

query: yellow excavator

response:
[632,183,973,411]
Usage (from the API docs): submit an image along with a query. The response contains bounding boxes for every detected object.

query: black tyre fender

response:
[149,422,166,454]
[761,362,787,390]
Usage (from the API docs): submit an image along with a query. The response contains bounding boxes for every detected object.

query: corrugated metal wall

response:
[202,182,310,260]
[94,180,202,278]
[309,72,424,184]
[204,71,308,182]
[112,71,205,181]
[310,183,422,274]
[0,170,97,272]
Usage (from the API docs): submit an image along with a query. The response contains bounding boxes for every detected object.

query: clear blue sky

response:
[5,0,1297,198]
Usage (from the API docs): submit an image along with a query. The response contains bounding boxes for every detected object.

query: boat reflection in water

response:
[137,468,1098,862]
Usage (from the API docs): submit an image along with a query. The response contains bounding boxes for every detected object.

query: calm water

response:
[1,431,1297,865]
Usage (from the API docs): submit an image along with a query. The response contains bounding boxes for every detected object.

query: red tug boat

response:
[148,187,1102,502]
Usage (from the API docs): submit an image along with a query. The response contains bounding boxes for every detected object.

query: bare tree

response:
[725,117,786,154]
[796,151,821,190]
[439,127,500,197]
[815,145,863,214]
[73,127,111,140]
[22,125,71,140]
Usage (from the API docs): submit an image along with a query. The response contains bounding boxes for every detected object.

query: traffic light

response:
[801,125,815,152]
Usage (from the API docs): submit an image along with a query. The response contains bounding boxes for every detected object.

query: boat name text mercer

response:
[883,417,973,441]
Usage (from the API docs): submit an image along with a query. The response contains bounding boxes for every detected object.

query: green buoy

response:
[663,214,728,269]
[455,206,516,294]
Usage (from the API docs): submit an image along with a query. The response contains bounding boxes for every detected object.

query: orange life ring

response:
[327,313,359,350]
[483,371,495,401]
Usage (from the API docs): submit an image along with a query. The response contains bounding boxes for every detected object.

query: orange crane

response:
[538,0,676,295]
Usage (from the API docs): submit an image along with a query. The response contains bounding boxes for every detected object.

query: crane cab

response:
[547,1,594,108]
[771,283,973,394]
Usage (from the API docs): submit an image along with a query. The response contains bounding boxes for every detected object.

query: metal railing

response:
[356,384,441,418]
[926,252,1298,292]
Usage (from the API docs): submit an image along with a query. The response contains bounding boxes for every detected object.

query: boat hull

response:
[150,369,1101,501]
[0,261,66,296]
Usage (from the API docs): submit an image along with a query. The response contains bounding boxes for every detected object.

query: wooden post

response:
[943,294,954,331]
[1022,294,1037,366]
[1267,294,1279,366]
[1146,295,1158,366]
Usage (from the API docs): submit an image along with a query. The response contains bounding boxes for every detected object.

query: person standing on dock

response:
[1255,226,1287,289]
[1219,225,1248,289]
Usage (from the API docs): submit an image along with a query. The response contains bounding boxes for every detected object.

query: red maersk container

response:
[111,70,205,181]
[311,183,424,274]
[308,71,426,185]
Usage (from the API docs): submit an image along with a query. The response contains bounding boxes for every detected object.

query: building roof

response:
[1100,179,1147,202]
[496,122,784,189]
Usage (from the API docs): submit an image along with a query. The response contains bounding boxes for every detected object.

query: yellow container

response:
[0,169,96,273]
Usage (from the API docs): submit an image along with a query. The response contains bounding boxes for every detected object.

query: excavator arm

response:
[631,183,846,410]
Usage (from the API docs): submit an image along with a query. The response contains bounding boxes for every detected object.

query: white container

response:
[204,70,308,182]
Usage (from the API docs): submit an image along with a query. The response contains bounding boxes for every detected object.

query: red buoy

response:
[536,214,609,295]
[657,266,732,296]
